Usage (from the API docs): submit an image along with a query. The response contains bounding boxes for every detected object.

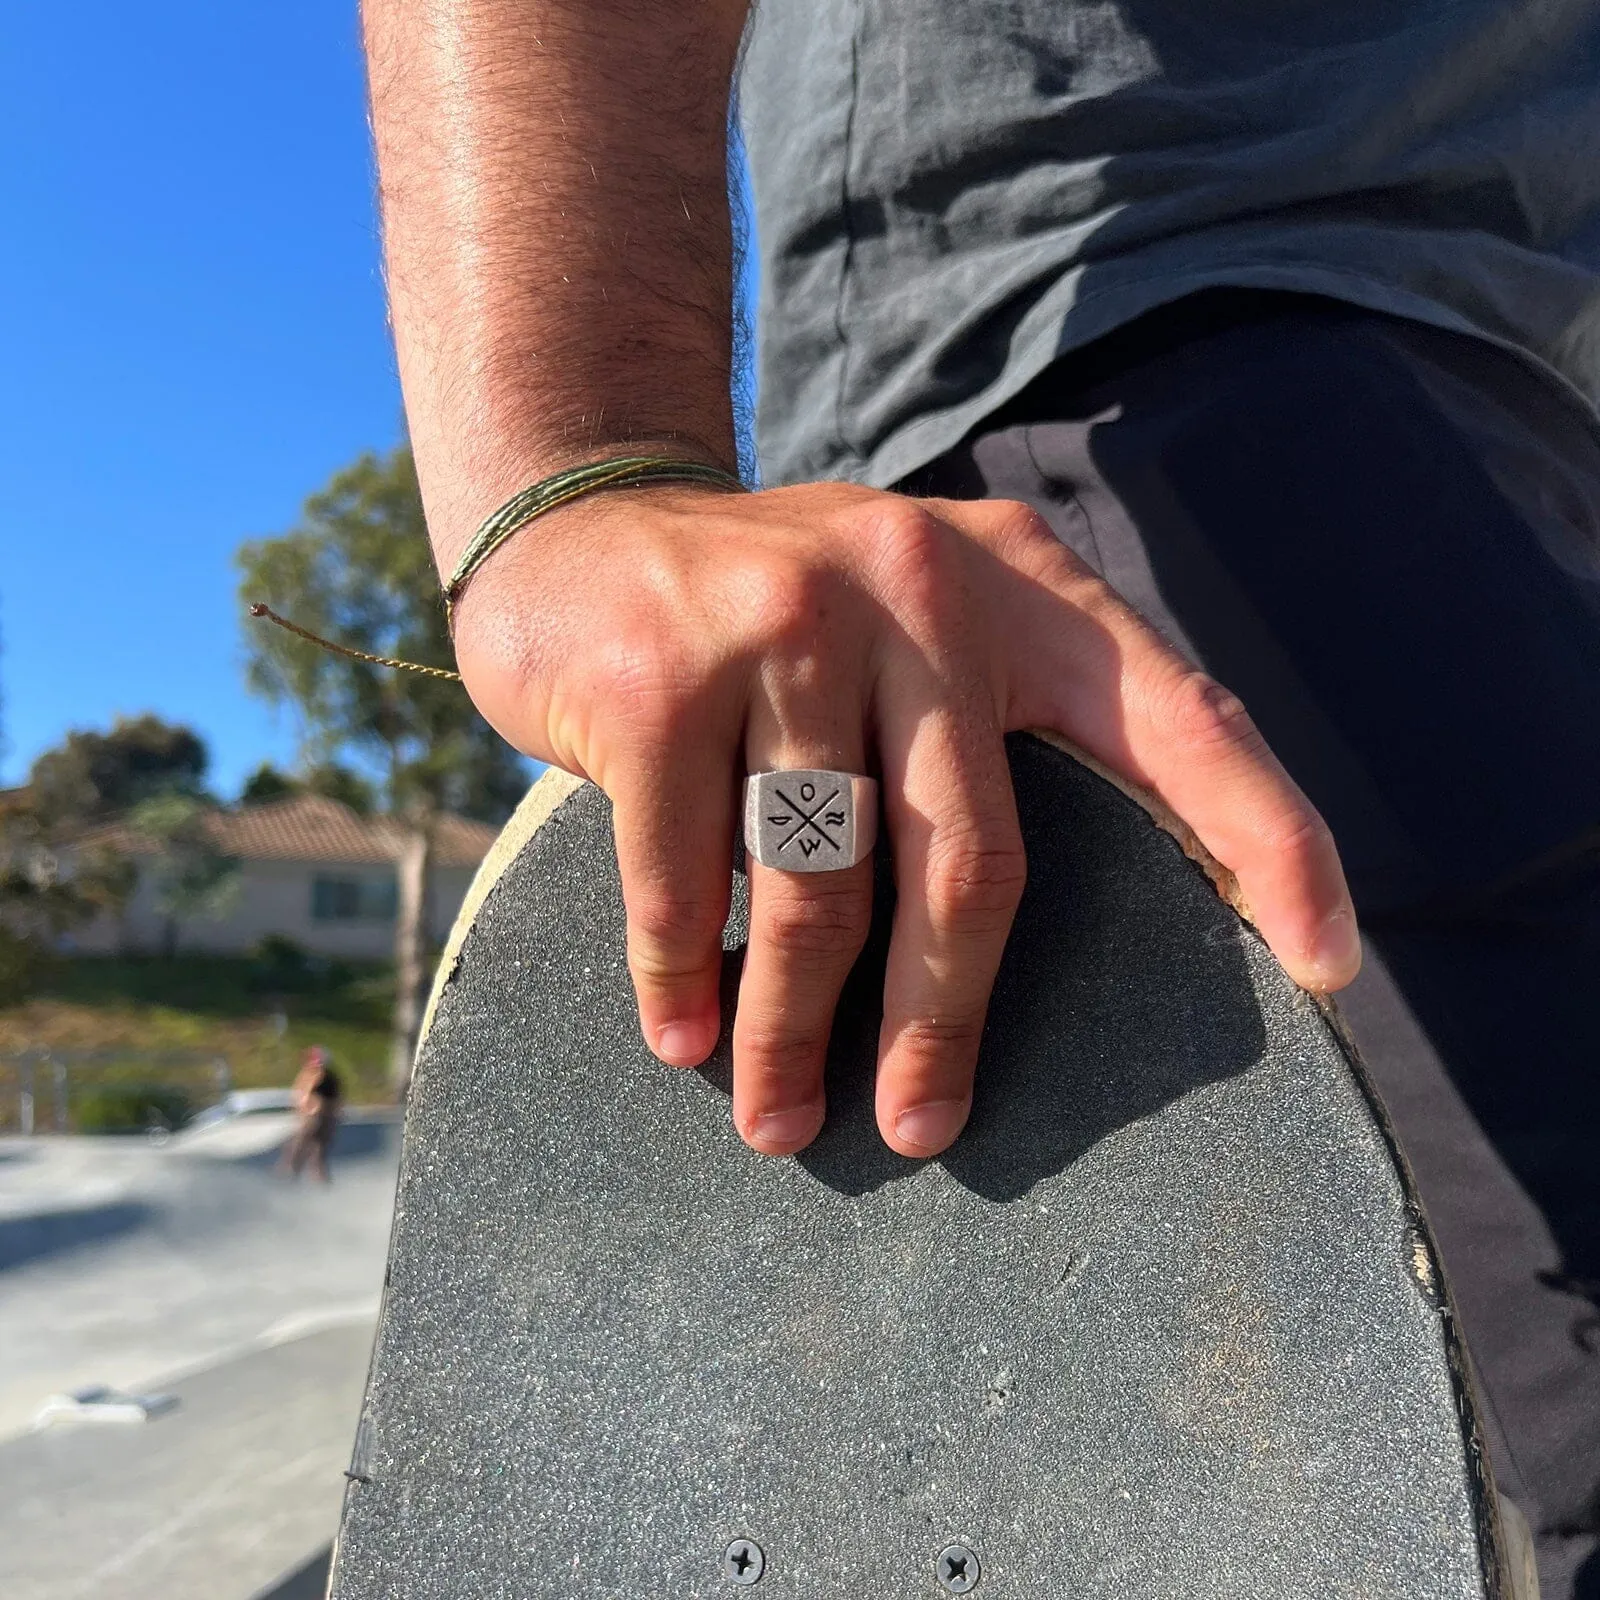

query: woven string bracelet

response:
[443,454,745,624]
[251,453,746,680]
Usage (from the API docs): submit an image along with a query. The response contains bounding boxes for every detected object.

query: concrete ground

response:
[0,1111,399,1598]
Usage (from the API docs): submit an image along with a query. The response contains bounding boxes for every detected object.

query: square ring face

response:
[745,770,873,872]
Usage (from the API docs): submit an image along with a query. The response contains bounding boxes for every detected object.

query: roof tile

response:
[73,793,501,869]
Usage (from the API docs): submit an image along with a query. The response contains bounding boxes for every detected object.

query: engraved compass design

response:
[744,770,878,873]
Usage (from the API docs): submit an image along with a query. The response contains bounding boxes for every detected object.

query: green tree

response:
[126,793,239,957]
[0,715,208,980]
[29,714,208,829]
[0,812,134,999]
[239,762,299,804]
[240,759,377,814]
[237,445,527,1091]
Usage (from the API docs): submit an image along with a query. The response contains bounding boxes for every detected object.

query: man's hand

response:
[452,478,1359,1158]
[363,0,1357,1159]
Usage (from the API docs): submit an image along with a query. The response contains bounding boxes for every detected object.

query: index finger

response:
[934,497,1359,993]
[1113,654,1360,990]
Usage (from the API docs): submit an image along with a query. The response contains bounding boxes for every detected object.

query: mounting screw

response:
[722,1538,765,1585]
[937,1543,980,1593]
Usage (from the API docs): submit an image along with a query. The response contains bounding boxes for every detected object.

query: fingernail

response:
[1309,907,1362,989]
[894,1099,969,1155]
[752,1102,825,1151]
[654,1020,714,1066]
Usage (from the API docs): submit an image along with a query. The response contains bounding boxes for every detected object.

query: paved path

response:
[0,1114,398,1597]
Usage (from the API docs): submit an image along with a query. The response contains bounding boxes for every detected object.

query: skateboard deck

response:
[331,734,1513,1599]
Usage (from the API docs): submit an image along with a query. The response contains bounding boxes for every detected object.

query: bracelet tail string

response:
[249,453,745,686]
[247,604,463,682]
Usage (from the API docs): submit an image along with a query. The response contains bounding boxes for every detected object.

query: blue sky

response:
[1,3,403,794]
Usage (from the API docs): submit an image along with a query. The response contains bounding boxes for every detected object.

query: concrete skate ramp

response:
[0,1112,399,1598]
[0,1323,368,1600]
[0,1197,154,1271]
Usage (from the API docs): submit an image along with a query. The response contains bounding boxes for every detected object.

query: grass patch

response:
[74,1081,197,1135]
[0,954,396,1104]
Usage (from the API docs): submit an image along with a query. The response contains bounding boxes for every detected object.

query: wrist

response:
[443,461,745,675]
[412,416,740,578]
[444,453,744,619]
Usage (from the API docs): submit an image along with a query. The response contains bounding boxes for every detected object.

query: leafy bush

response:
[74,1082,194,1135]
[249,934,327,994]
[0,927,49,1006]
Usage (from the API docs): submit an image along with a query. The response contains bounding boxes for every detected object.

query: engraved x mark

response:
[767,786,846,858]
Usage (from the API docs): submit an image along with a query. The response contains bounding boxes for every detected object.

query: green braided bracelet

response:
[444,454,745,621]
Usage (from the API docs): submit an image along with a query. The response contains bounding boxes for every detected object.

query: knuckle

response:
[988,497,1055,554]
[628,945,712,990]
[1256,803,1335,865]
[1161,671,1265,759]
[761,883,872,960]
[894,1009,988,1060]
[1060,562,1129,621]
[627,892,725,968]
[925,829,1028,935]
[593,627,698,732]
[738,559,835,654]
[861,499,953,604]
[633,546,695,613]
[736,1025,821,1085]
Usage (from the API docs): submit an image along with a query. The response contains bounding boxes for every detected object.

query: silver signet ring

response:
[743,770,879,872]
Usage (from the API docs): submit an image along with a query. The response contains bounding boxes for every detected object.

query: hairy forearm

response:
[363,0,749,566]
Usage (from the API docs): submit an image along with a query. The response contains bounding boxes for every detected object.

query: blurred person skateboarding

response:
[360,2,1600,1591]
[281,1045,341,1183]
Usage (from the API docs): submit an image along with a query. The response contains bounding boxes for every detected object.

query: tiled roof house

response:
[68,794,501,960]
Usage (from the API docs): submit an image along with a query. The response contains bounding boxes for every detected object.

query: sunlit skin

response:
[362,0,1360,1159]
